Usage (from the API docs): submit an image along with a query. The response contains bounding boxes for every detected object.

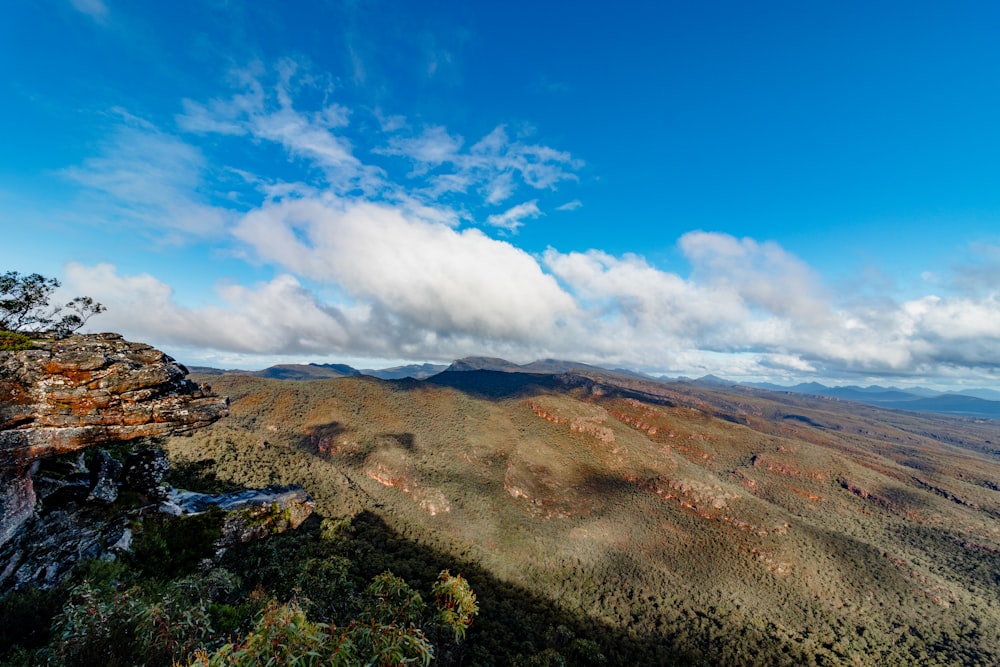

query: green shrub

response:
[49,570,241,667]
[186,599,434,667]
[360,571,426,627]
[50,581,145,667]
[0,330,32,351]
[293,556,355,621]
[131,509,226,579]
[433,570,478,643]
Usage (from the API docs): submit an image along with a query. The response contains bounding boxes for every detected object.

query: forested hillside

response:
[156,370,1000,665]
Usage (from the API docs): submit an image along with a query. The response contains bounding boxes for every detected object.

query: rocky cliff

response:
[0,333,229,544]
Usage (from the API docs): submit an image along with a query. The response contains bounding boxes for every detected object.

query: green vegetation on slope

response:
[155,371,1000,666]
[0,505,480,666]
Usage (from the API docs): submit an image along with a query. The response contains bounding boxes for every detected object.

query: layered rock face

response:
[0,333,229,544]
[0,333,227,463]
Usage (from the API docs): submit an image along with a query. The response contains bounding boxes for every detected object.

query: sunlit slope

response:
[168,371,1000,665]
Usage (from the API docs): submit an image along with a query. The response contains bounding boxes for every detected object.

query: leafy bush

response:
[293,556,355,621]
[187,599,435,667]
[0,330,32,351]
[47,569,242,667]
[433,570,478,642]
[360,571,426,627]
[51,581,146,667]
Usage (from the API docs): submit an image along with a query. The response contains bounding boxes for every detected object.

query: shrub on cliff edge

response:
[0,330,32,351]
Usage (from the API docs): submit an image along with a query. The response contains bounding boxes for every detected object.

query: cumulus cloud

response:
[53,58,1000,386]
[541,235,1000,382]
[232,196,578,342]
[65,263,356,354]
[678,231,831,324]
[64,224,1000,386]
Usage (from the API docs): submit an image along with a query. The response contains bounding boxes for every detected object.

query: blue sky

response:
[2,1,1000,389]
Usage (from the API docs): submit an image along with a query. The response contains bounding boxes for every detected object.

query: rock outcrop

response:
[0,333,229,544]
[162,484,315,547]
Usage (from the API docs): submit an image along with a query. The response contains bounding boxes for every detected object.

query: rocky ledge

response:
[163,485,316,547]
[0,333,229,545]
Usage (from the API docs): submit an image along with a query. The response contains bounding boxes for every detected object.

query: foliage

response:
[360,571,426,627]
[293,556,355,621]
[131,508,226,579]
[45,569,240,667]
[50,580,145,667]
[187,599,434,667]
[433,570,478,642]
[0,270,104,336]
[0,330,32,351]
[1,515,476,667]
[160,371,1000,666]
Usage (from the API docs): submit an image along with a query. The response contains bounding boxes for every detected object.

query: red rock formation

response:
[0,333,228,544]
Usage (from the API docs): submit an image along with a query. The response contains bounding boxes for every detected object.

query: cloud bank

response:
[60,60,1000,387]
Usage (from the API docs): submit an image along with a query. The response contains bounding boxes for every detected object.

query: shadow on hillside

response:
[224,510,702,666]
[425,370,565,400]
[894,522,1000,596]
[424,371,681,411]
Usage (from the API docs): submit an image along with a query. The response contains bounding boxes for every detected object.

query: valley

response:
[164,367,1000,665]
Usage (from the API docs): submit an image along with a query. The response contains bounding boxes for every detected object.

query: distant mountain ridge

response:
[188,362,447,381]
[189,358,1000,420]
[698,377,1000,419]
[445,356,610,375]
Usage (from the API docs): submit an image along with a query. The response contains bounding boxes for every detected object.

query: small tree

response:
[0,271,105,337]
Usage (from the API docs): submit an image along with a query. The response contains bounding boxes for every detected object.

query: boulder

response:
[122,448,170,499]
[0,333,228,464]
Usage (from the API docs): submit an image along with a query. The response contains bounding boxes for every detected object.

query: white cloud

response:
[61,121,234,241]
[232,196,578,342]
[678,231,830,324]
[382,124,582,209]
[64,264,355,354]
[540,235,1000,382]
[385,126,462,170]
[177,61,383,195]
[174,61,581,235]
[52,59,1000,387]
[486,200,541,232]
[69,0,108,22]
[63,225,1000,387]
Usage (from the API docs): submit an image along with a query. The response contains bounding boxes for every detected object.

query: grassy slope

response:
[166,372,1000,666]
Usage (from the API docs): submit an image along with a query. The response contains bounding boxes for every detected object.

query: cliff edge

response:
[0,333,228,544]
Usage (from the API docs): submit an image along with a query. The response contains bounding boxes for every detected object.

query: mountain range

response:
[190,357,1000,420]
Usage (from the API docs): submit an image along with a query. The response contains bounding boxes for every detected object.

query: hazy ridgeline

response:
[151,369,1000,666]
